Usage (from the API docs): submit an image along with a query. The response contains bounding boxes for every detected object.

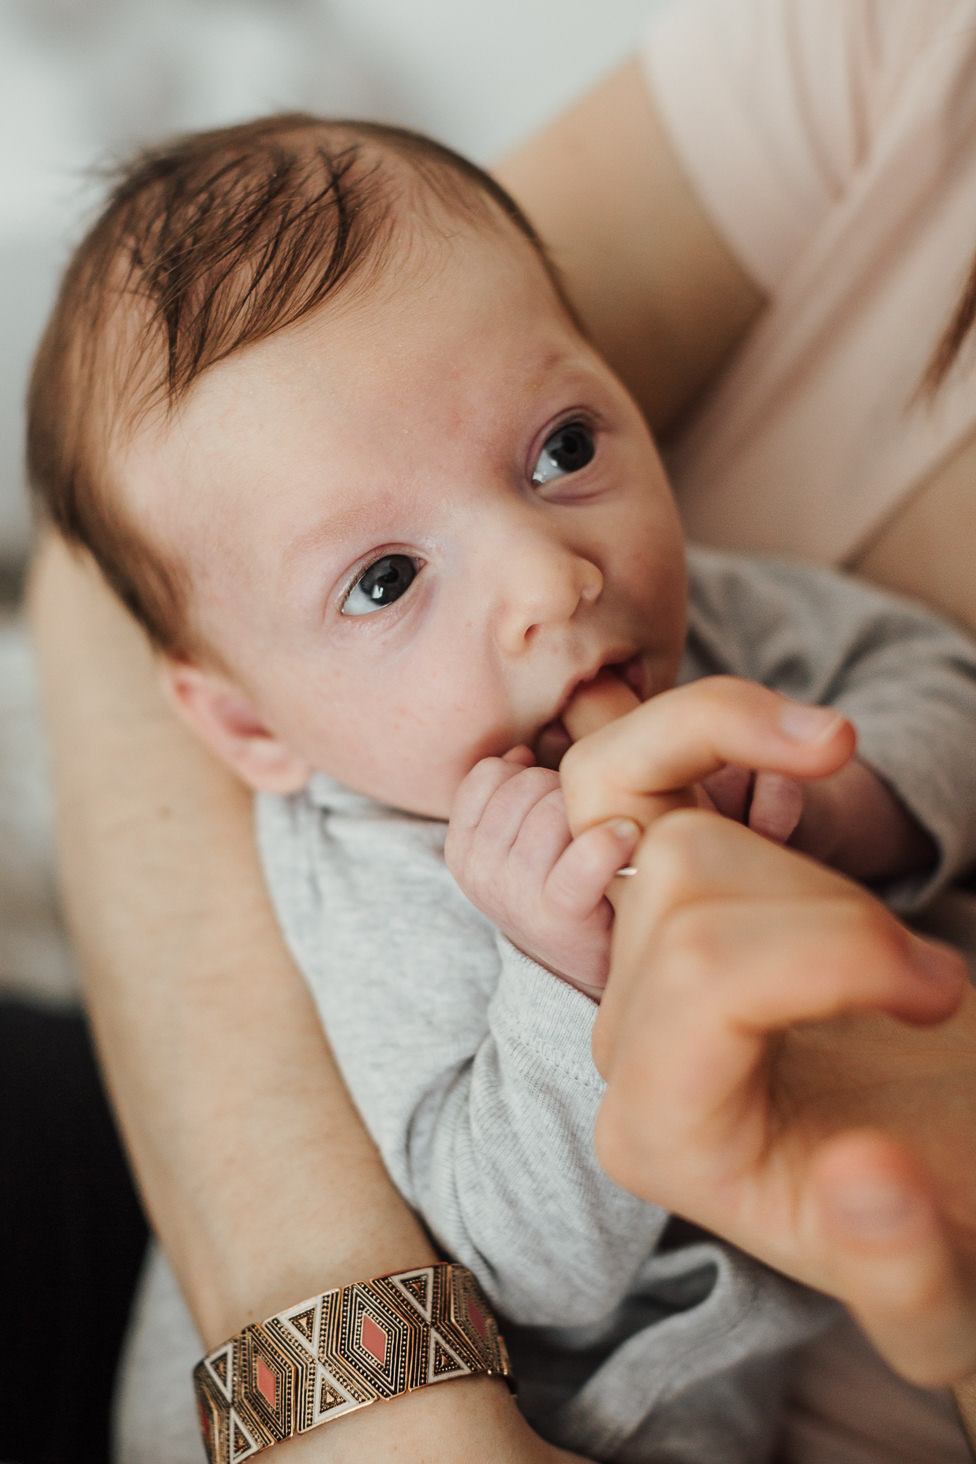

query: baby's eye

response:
[341,553,419,616]
[531,419,596,486]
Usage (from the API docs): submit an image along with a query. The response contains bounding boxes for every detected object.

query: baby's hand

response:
[445,748,640,1000]
[700,765,806,845]
[695,760,932,885]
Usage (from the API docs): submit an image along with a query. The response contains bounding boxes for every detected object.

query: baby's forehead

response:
[155,203,556,402]
[123,175,539,424]
[122,218,574,530]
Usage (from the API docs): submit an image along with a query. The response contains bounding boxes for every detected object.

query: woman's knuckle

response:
[656,909,721,993]
[642,810,712,892]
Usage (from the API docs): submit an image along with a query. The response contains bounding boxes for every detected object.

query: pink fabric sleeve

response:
[639,0,976,565]
[641,0,953,293]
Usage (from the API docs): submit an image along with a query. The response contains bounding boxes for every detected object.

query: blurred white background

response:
[1,0,663,569]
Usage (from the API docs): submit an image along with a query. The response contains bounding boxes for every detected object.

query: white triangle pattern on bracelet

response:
[312,1362,362,1423]
[228,1407,259,1462]
[427,1329,471,1384]
[204,1343,234,1401]
[280,1294,323,1354]
[389,1265,435,1321]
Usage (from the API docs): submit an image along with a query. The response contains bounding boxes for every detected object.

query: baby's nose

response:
[494,538,603,654]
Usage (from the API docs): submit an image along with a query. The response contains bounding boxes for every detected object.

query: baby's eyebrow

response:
[276,492,409,613]
[281,503,367,573]
[275,506,369,610]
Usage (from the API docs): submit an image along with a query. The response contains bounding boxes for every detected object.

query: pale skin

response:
[28,52,976,1463]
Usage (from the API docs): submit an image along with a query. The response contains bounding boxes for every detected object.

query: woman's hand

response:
[559,674,855,835]
[599,813,976,1385]
[560,674,976,1386]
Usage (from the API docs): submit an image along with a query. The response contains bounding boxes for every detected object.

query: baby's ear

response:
[161,660,311,794]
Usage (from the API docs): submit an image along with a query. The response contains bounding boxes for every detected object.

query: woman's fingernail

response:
[780,702,844,742]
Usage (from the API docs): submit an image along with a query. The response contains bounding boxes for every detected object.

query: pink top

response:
[642,0,976,565]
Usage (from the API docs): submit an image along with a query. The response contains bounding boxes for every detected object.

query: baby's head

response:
[29,115,687,818]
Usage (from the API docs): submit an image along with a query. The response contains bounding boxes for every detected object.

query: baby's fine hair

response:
[27,114,568,660]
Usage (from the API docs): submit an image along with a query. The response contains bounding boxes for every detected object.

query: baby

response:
[29,115,976,1462]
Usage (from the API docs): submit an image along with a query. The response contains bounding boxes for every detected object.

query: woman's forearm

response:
[29,535,433,1343]
[494,58,764,433]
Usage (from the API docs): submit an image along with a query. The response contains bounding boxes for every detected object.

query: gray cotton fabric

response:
[252,548,976,1462]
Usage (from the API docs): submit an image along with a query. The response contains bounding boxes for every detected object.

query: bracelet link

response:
[194,1263,514,1463]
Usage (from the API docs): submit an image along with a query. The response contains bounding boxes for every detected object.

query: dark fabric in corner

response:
[0,1000,147,1464]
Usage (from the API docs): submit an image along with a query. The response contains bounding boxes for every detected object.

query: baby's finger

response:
[507,786,575,876]
[561,677,854,836]
[501,745,536,766]
[467,765,562,851]
[449,755,537,837]
[749,771,804,845]
[544,818,643,921]
[700,764,753,823]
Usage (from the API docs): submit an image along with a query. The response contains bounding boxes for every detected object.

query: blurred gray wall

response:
[1,0,662,570]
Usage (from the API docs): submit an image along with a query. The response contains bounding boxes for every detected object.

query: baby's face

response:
[122,219,687,818]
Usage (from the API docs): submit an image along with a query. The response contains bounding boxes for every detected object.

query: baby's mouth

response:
[535,656,645,769]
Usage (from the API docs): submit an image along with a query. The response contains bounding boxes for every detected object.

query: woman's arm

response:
[28,535,585,1464]
[495,57,765,433]
[29,536,428,1342]
[854,426,976,637]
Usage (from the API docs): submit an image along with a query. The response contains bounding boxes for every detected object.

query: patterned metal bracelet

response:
[193,1263,515,1464]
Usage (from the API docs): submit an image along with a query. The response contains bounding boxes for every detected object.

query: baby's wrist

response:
[506,934,606,1001]
[794,760,935,883]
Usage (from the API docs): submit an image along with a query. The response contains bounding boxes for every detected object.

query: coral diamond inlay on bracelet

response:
[193,1263,515,1463]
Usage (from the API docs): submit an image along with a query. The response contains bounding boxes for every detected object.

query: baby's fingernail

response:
[503,745,534,763]
[608,818,642,849]
[779,702,843,742]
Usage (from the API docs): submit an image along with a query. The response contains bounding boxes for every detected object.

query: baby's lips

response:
[563,670,641,741]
